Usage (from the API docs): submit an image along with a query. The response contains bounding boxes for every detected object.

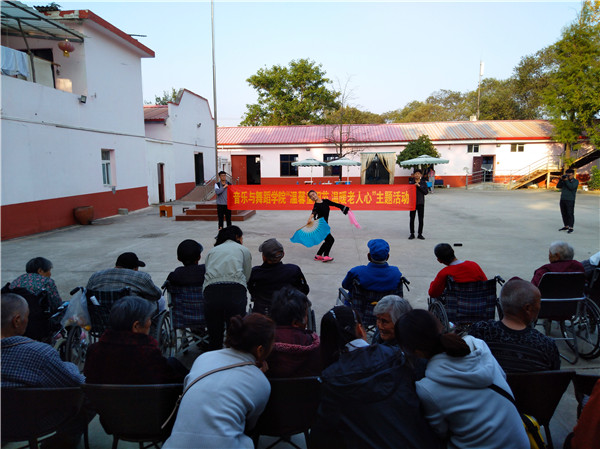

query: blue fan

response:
[290,218,331,248]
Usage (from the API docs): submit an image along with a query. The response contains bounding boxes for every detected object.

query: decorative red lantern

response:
[58,39,75,57]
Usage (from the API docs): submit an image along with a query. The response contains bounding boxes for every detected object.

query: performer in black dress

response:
[307,190,349,262]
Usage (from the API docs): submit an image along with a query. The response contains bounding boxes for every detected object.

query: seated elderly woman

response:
[531,241,585,287]
[10,257,62,312]
[309,306,439,449]
[265,286,320,378]
[372,295,412,345]
[83,296,188,384]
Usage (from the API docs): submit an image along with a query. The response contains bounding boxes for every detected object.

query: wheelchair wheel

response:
[152,311,175,357]
[65,326,89,372]
[429,300,450,333]
[560,298,600,360]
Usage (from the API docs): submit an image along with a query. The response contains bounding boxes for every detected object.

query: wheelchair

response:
[427,276,505,334]
[162,281,209,356]
[337,277,410,337]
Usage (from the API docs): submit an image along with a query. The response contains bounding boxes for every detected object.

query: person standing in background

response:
[557,168,578,234]
[427,165,436,193]
[408,169,428,240]
[215,171,232,230]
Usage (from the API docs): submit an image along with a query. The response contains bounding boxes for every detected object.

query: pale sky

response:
[27,1,581,126]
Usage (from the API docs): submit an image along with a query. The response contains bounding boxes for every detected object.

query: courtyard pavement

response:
[1,187,599,448]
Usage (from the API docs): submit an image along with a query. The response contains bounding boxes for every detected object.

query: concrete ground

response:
[1,188,599,448]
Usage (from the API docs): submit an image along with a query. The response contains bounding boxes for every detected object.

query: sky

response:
[25,1,582,126]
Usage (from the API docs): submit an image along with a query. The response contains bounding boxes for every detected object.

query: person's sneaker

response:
[558,226,568,231]
[314,255,324,261]
[408,234,415,240]
[418,234,425,240]
[322,256,334,262]
[567,228,574,233]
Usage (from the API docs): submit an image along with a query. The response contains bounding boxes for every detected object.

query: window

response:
[323,154,342,177]
[101,150,115,185]
[280,154,298,176]
[467,144,479,153]
[511,143,525,152]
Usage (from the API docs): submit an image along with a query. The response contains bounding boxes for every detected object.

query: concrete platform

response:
[2,188,599,448]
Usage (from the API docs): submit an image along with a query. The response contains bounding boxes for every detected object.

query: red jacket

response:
[428,261,487,298]
[531,260,585,287]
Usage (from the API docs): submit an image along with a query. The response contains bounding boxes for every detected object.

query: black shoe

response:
[559,226,568,231]
[418,235,425,240]
[408,234,415,240]
[567,228,573,233]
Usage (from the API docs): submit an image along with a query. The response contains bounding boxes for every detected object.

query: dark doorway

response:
[246,155,261,185]
[482,156,494,182]
[194,153,204,185]
[365,155,389,184]
[157,163,165,203]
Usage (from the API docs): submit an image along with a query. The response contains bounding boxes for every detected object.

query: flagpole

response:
[211,0,219,176]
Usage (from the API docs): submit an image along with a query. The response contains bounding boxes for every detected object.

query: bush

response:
[589,166,600,190]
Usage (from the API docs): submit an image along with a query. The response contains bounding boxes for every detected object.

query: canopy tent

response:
[326,157,361,183]
[291,158,327,183]
[400,154,450,168]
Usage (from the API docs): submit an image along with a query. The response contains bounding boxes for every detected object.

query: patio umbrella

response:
[291,158,327,183]
[400,154,450,168]
[326,157,361,183]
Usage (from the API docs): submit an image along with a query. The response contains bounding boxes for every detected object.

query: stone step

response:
[175,208,256,222]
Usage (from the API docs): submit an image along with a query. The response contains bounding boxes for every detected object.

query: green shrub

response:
[589,166,600,190]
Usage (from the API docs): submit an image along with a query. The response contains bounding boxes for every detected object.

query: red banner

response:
[228,185,415,210]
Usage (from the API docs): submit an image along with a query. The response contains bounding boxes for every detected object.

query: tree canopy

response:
[149,88,181,105]
[241,59,340,126]
[396,135,440,168]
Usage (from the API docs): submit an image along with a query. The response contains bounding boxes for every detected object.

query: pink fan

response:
[347,210,361,229]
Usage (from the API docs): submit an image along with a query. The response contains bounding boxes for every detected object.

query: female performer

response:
[307,190,349,262]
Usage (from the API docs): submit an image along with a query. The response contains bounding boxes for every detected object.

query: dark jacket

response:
[409,178,429,205]
[166,264,206,287]
[557,177,578,202]
[311,199,348,223]
[309,345,440,449]
[248,262,309,314]
[266,326,320,378]
[531,259,585,287]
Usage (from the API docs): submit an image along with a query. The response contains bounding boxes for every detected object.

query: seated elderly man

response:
[342,239,403,296]
[165,239,205,287]
[372,295,412,346]
[531,241,585,287]
[1,292,87,449]
[84,296,188,384]
[469,277,560,373]
[87,252,162,302]
[428,243,486,298]
[248,238,310,315]
[265,286,320,378]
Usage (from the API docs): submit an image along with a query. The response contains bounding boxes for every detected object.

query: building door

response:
[246,155,261,185]
[472,156,482,183]
[231,155,247,184]
[365,155,389,184]
[482,155,494,182]
[157,163,165,203]
[194,153,204,185]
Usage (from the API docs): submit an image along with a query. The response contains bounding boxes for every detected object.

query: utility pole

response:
[476,61,484,120]
[211,0,219,176]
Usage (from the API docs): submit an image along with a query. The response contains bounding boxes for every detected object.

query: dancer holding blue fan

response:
[306,190,349,262]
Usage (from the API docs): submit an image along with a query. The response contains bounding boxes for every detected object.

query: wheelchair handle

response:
[69,286,84,296]
[401,276,411,292]
[494,276,505,286]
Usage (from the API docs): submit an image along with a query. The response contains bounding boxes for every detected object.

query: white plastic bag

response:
[60,288,91,330]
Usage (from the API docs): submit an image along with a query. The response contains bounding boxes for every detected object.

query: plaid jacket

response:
[87,268,161,301]
[1,336,84,388]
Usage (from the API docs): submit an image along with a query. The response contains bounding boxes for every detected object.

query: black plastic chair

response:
[536,272,588,364]
[572,373,600,418]
[1,387,86,449]
[337,277,410,333]
[81,383,183,449]
[250,377,321,449]
[506,370,575,449]
[428,276,504,333]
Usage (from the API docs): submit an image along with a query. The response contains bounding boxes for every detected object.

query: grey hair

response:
[500,279,540,317]
[549,241,574,261]
[109,296,155,332]
[1,293,28,329]
[373,295,413,324]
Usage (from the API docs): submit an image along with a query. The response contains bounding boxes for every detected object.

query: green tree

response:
[147,87,181,105]
[465,78,522,120]
[396,135,440,168]
[241,59,340,126]
[324,106,384,124]
[383,90,469,123]
[512,48,555,119]
[543,0,600,155]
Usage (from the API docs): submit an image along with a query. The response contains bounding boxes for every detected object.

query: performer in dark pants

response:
[215,171,232,230]
[557,168,578,234]
[307,190,349,263]
[408,169,428,240]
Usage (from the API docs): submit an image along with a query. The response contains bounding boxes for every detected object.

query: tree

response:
[324,106,384,124]
[241,59,340,126]
[396,135,441,168]
[383,90,469,123]
[543,0,600,155]
[464,78,522,120]
[147,88,181,105]
[512,48,555,119]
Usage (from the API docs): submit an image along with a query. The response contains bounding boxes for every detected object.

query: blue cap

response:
[368,239,390,262]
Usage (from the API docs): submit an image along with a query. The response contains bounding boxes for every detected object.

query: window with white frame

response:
[467,144,479,153]
[511,143,525,152]
[101,150,115,185]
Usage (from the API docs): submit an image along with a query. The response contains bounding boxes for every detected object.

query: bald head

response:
[500,278,541,321]
[1,293,29,337]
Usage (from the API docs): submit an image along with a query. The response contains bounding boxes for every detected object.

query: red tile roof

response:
[218,120,554,146]
[143,105,168,121]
